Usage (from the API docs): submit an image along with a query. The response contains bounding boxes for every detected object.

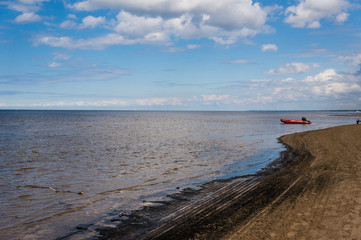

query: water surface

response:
[0,110,355,239]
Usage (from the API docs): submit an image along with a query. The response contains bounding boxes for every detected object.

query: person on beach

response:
[357,119,360,124]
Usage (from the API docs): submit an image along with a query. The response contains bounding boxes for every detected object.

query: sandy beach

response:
[99,124,361,239]
[225,124,361,239]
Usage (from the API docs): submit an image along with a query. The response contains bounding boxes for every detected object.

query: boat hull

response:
[280,118,311,124]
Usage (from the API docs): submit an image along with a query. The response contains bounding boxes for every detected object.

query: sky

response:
[1,0,361,110]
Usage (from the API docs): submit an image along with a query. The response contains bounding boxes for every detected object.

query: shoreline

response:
[98,124,361,239]
[96,127,308,239]
[225,123,361,239]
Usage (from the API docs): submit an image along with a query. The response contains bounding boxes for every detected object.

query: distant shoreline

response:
[328,113,361,117]
[98,124,361,239]
[0,109,360,112]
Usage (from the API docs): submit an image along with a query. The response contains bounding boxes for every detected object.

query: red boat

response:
[280,118,311,124]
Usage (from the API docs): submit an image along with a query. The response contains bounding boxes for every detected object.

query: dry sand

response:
[99,124,361,240]
[225,124,361,240]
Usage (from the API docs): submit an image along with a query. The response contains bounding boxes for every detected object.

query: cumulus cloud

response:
[39,0,276,49]
[285,0,350,28]
[303,68,340,83]
[70,0,267,30]
[266,62,317,75]
[262,43,278,52]
[312,82,361,96]
[115,11,164,38]
[108,2,271,45]
[294,69,361,96]
[79,16,106,29]
[60,15,106,29]
[4,0,47,23]
[59,14,78,29]
[240,67,361,109]
[14,12,42,23]
[336,12,349,23]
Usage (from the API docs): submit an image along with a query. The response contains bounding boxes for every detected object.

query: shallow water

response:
[0,110,355,239]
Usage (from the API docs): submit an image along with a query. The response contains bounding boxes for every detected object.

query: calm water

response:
[0,110,355,239]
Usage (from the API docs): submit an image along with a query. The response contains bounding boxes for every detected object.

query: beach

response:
[99,124,361,239]
[3,111,356,239]
[226,124,361,239]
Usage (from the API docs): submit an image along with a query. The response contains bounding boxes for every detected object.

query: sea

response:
[0,110,357,239]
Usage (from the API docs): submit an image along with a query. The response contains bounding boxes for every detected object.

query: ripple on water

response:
[0,110,353,239]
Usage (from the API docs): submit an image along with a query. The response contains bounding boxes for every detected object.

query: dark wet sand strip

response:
[99,124,361,240]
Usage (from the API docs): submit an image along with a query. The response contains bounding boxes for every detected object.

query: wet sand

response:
[99,124,361,239]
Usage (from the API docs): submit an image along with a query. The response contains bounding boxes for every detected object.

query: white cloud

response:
[60,14,78,28]
[115,11,163,38]
[60,15,106,29]
[4,0,47,23]
[35,34,135,50]
[79,15,106,29]
[136,97,186,106]
[0,95,208,109]
[14,12,41,23]
[67,14,77,20]
[6,1,41,13]
[51,52,71,60]
[60,20,77,29]
[70,0,267,26]
[303,69,339,82]
[307,21,321,29]
[48,62,61,68]
[266,62,316,75]
[186,44,200,50]
[18,0,48,4]
[262,44,278,52]
[0,95,239,108]
[32,1,282,49]
[202,1,267,31]
[281,77,296,83]
[112,9,265,46]
[167,44,201,52]
[36,36,74,48]
[228,59,248,64]
[60,0,275,48]
[312,82,361,95]
[301,69,361,96]
[240,68,361,109]
[285,0,350,28]
[201,94,230,101]
[338,54,361,66]
[336,12,349,23]
[72,0,271,33]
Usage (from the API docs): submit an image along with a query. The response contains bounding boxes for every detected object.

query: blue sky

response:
[1,0,361,110]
